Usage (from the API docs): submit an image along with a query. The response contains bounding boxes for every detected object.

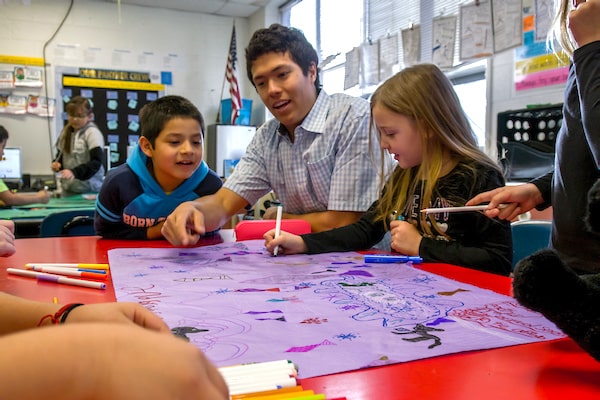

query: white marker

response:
[421,204,508,214]
[273,205,283,256]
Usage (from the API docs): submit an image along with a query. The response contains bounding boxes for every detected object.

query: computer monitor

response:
[0,147,23,185]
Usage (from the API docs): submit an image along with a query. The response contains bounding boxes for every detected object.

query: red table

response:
[1,233,598,400]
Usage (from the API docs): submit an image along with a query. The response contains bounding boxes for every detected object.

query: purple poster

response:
[110,240,564,378]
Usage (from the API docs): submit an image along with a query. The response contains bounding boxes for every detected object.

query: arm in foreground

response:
[0,292,170,334]
[0,220,15,257]
[0,323,229,400]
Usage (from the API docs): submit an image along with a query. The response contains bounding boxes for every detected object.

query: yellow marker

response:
[53,297,58,304]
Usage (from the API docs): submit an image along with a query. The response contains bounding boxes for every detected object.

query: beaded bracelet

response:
[37,303,85,327]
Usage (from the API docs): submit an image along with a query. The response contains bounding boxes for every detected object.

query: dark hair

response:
[0,125,8,143]
[139,95,205,146]
[65,95,92,116]
[245,23,321,92]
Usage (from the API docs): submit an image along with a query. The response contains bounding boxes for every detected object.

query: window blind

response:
[367,0,462,68]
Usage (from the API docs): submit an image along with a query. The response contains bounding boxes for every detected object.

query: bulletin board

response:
[57,69,164,168]
[0,54,55,117]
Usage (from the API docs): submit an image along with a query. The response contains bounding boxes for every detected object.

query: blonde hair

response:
[549,0,576,57]
[370,63,502,237]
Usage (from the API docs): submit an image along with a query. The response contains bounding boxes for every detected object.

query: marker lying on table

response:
[364,255,423,264]
[26,265,106,274]
[25,266,107,280]
[227,376,298,397]
[7,268,106,290]
[420,204,508,214]
[25,263,109,270]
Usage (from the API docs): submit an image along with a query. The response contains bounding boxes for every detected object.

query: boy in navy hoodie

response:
[95,95,222,239]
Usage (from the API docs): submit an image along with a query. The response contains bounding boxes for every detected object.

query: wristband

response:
[37,303,85,327]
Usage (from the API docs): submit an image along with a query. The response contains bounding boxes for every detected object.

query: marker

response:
[26,265,106,274]
[228,376,298,396]
[220,365,298,380]
[239,393,323,400]
[25,263,109,270]
[364,255,423,264]
[37,274,106,290]
[222,371,298,387]
[230,385,304,399]
[219,359,295,373]
[7,268,106,290]
[273,205,283,256]
[420,204,508,214]
[390,210,404,221]
[25,266,107,280]
[53,296,59,304]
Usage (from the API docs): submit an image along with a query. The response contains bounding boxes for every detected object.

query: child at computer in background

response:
[264,64,512,276]
[0,125,49,207]
[94,95,222,239]
[50,96,105,196]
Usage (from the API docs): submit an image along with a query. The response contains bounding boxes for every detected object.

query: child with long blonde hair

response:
[265,63,512,276]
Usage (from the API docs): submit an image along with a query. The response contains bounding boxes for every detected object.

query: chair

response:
[234,219,311,241]
[511,220,552,269]
[39,209,96,237]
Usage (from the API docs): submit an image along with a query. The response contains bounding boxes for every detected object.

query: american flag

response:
[225,24,242,124]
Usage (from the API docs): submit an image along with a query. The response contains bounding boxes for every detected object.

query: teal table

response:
[0,195,96,237]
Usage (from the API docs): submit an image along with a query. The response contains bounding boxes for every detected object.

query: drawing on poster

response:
[109,240,565,378]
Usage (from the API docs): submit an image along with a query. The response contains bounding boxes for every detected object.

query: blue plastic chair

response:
[39,209,96,237]
[511,220,552,269]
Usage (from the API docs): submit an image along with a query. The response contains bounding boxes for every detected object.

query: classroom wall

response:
[0,0,567,176]
[0,0,279,175]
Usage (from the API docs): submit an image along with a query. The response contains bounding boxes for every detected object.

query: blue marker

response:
[390,210,404,221]
[364,255,423,264]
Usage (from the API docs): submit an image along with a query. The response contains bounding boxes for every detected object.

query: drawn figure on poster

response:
[315,273,464,330]
[393,323,445,349]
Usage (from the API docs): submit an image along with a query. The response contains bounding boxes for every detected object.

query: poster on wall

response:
[534,0,555,42]
[13,66,43,88]
[401,25,420,67]
[0,94,27,114]
[459,1,493,61]
[344,47,360,90]
[491,0,523,53]
[0,71,14,89]
[513,11,568,92]
[378,34,398,82]
[432,16,457,69]
[360,42,379,87]
[26,95,56,117]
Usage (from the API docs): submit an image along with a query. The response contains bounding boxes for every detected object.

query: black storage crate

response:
[497,104,562,181]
